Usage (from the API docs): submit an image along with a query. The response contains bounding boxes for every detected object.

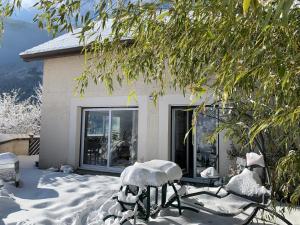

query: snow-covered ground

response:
[1,156,299,225]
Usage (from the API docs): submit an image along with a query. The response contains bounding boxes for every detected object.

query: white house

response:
[20,20,232,182]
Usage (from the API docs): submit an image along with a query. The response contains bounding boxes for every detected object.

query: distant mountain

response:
[0,19,50,99]
[11,8,39,23]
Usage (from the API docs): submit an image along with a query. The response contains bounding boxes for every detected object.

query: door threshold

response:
[76,168,120,177]
[181,177,220,185]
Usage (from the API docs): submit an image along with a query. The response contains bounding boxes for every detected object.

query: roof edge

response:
[20,46,83,61]
[20,39,134,61]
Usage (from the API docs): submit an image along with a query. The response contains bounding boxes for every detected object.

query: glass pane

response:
[195,108,218,177]
[173,110,188,173]
[110,110,138,168]
[83,111,109,166]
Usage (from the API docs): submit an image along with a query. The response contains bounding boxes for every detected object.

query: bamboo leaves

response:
[243,0,252,15]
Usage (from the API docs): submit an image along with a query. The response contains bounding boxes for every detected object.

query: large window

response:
[81,108,138,170]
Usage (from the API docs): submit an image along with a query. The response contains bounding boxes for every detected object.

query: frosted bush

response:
[0,85,42,135]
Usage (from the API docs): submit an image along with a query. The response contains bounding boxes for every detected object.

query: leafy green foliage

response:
[275,151,300,205]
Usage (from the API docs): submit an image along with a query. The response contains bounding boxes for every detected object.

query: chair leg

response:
[263,207,293,225]
[170,183,182,215]
[241,207,259,225]
[241,206,293,225]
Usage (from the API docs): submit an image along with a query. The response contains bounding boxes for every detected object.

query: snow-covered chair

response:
[0,153,20,187]
[181,152,292,225]
[99,160,187,225]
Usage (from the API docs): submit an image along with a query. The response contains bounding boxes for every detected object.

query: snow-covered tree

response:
[0,85,42,135]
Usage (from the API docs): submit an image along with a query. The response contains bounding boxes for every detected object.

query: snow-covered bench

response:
[99,160,188,225]
[0,153,20,187]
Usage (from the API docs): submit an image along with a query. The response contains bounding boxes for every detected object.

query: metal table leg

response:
[146,186,151,221]
[161,184,167,207]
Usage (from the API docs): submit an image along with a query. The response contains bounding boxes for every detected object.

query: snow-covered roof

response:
[20,19,130,61]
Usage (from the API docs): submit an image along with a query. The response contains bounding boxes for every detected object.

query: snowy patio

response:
[1,156,299,225]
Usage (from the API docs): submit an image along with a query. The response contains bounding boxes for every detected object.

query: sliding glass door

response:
[171,106,218,181]
[81,108,138,171]
[171,108,194,178]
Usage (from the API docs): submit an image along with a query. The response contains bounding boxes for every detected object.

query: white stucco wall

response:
[40,54,231,176]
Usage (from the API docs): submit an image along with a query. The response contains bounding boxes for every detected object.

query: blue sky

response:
[12,0,91,23]
[12,0,171,23]
[21,0,37,8]
[11,0,37,22]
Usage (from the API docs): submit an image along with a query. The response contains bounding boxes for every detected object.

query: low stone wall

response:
[0,139,29,155]
[0,134,32,155]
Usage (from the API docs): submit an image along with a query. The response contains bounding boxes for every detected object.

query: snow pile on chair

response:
[225,152,270,197]
[0,153,19,184]
[182,152,271,215]
[246,152,265,167]
[97,160,182,225]
[225,168,269,197]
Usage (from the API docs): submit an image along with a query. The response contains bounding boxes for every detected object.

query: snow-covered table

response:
[99,160,191,224]
[0,153,20,187]
[122,160,187,216]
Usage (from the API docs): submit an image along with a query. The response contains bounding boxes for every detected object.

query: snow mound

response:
[226,168,270,197]
[135,160,182,182]
[47,167,59,172]
[246,152,265,167]
[117,189,142,204]
[120,164,168,188]
[200,167,219,178]
[94,189,142,225]
[60,165,74,174]
[0,152,18,165]
[121,160,182,188]
[182,190,255,215]
[0,180,14,207]
[0,179,9,198]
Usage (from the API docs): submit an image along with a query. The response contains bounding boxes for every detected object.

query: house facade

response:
[20,24,232,181]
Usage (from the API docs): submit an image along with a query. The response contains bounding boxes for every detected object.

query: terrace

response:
[1,156,299,225]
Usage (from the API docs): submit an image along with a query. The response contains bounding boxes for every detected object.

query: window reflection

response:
[83,111,109,166]
[82,109,138,169]
[110,110,138,168]
[195,108,218,177]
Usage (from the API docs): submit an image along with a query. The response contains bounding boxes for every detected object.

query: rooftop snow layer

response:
[20,19,130,60]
